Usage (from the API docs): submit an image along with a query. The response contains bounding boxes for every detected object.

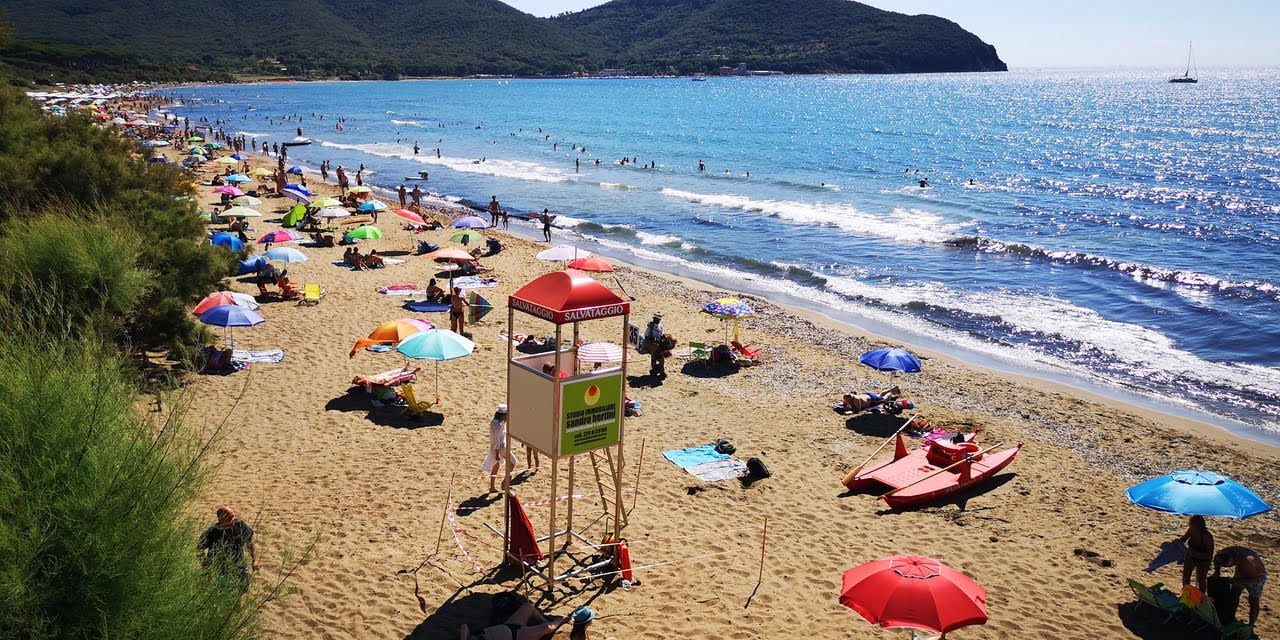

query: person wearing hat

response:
[483,404,518,493]
[644,313,666,378]
[569,607,595,640]
[197,505,258,590]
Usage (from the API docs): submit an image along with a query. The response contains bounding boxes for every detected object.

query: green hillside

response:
[0,0,1005,82]
[553,0,1007,74]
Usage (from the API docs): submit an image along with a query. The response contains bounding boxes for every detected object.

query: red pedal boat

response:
[844,433,1021,509]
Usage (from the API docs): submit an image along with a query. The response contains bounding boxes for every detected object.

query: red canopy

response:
[509,269,630,325]
[840,555,987,635]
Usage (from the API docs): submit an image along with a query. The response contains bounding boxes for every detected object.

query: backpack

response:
[746,457,771,479]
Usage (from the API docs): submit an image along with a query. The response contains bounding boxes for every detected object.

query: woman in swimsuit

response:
[459,602,569,640]
[1179,514,1213,593]
[450,286,469,334]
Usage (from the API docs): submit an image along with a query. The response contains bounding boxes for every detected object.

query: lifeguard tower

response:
[503,269,631,593]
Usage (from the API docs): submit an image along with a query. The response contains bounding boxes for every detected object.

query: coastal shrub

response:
[0,213,150,339]
[0,306,261,640]
[0,84,233,353]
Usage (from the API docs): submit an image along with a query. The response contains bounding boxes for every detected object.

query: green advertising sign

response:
[559,372,622,456]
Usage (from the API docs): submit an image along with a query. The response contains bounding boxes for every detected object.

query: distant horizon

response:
[502,0,1280,69]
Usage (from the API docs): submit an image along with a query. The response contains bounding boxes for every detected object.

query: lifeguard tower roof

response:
[509,269,630,325]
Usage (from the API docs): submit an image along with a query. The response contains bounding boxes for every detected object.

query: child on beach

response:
[482,404,517,494]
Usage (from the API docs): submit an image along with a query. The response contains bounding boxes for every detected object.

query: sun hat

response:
[497,403,508,413]
[572,607,595,624]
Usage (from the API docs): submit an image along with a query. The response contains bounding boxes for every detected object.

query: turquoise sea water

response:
[163,70,1280,439]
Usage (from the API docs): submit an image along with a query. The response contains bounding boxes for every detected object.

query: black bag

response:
[746,457,771,479]
[714,439,735,455]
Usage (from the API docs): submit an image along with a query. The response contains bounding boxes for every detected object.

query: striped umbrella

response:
[577,342,624,363]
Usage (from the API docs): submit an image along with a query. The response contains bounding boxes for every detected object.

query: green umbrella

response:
[187,136,204,142]
[205,142,222,149]
[348,225,384,240]
[449,230,484,245]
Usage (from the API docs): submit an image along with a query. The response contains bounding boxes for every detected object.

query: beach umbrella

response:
[840,555,987,636]
[286,165,305,175]
[213,185,244,196]
[187,136,204,142]
[237,254,269,275]
[205,142,222,149]
[393,208,425,224]
[230,195,262,207]
[220,206,262,218]
[192,291,260,315]
[423,247,476,262]
[467,291,493,324]
[188,146,207,154]
[264,247,308,263]
[396,329,476,403]
[450,230,484,245]
[358,200,388,212]
[231,153,249,161]
[248,167,274,178]
[347,225,384,240]
[567,256,614,273]
[577,342,624,363]
[148,156,171,164]
[225,174,252,183]
[1126,471,1271,519]
[198,304,265,347]
[860,347,922,373]
[282,188,311,205]
[257,229,303,244]
[309,197,343,209]
[315,206,350,220]
[701,297,755,344]
[210,232,244,251]
[213,156,237,165]
[346,186,372,195]
[451,215,491,229]
[536,245,591,262]
[349,318,434,357]
[284,184,311,196]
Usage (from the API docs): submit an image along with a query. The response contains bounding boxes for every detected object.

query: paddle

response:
[613,275,637,301]
[881,441,1005,501]
[841,414,918,488]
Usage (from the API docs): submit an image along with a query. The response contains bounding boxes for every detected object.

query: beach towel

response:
[1145,540,1188,573]
[507,495,545,564]
[333,258,405,270]
[365,344,394,353]
[663,444,729,468]
[231,349,284,364]
[686,459,748,482]
[378,285,426,296]
[403,300,451,313]
[451,275,498,289]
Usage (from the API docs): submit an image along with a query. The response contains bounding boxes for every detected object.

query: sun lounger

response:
[1128,579,1185,624]
[300,284,325,306]
[731,340,761,359]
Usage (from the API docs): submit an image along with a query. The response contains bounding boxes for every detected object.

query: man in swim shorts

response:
[1215,546,1266,626]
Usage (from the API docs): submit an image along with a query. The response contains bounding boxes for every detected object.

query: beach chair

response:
[300,283,325,306]
[1128,579,1185,623]
[731,340,762,364]
[688,341,710,363]
[400,383,434,416]
[1188,595,1254,640]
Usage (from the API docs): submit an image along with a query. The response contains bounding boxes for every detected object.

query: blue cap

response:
[572,607,595,624]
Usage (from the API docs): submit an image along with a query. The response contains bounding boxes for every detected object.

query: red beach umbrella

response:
[192,291,260,315]
[566,255,614,273]
[839,555,987,636]
[393,208,425,224]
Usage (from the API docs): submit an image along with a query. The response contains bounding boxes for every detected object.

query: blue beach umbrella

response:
[210,232,244,252]
[1126,471,1271,519]
[237,254,268,275]
[451,215,491,229]
[859,347,922,373]
[198,303,265,346]
[264,247,308,263]
[286,166,305,175]
[284,183,311,195]
[231,153,248,160]
[396,329,476,402]
[281,188,311,205]
[225,174,252,183]
[357,200,388,212]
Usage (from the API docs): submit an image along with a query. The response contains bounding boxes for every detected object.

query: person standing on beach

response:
[411,184,422,208]
[398,183,407,208]
[413,141,420,155]
[489,196,501,227]
[482,404,518,493]
[321,161,329,183]
[644,313,667,378]
[450,286,469,335]
[1214,547,1266,626]
[271,142,279,157]
[337,166,348,192]
[541,210,552,242]
[1179,515,1214,593]
[356,170,363,187]
[197,506,258,590]
[502,210,510,230]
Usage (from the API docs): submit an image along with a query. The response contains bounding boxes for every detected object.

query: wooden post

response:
[630,437,646,514]
[434,472,456,555]
[757,516,768,585]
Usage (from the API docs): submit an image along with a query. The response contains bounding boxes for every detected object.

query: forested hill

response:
[0,0,1005,82]
[552,0,1007,74]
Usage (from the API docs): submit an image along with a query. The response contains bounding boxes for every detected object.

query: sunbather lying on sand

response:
[459,602,570,640]
[835,386,902,413]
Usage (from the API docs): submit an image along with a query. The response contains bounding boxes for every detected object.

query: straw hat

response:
[497,403,508,413]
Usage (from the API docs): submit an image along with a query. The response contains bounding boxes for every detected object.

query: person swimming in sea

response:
[918,178,929,188]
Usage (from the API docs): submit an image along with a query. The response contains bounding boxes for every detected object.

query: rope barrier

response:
[445,499,482,573]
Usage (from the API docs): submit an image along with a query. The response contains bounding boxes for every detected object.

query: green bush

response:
[0,306,260,640]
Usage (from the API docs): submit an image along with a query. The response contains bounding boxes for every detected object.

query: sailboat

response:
[1169,42,1198,83]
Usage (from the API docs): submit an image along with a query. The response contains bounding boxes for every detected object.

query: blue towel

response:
[403,300,451,313]
[662,444,729,468]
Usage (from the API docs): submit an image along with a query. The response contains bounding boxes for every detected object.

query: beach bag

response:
[711,344,734,363]
[714,439,736,455]
[746,457,771,479]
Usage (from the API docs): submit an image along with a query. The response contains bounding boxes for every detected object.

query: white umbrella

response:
[536,245,592,262]
[577,342,624,363]
[230,195,262,207]
[316,206,350,219]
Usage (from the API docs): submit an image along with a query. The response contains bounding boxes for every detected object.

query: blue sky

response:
[502,0,1280,68]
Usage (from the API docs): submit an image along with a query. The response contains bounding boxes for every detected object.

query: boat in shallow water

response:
[845,433,1021,508]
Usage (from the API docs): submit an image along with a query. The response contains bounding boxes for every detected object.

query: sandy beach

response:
[171,146,1278,640]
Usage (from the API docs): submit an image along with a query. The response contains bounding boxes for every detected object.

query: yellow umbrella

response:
[308,197,343,208]
[213,156,237,165]
[346,186,372,195]
[248,167,273,177]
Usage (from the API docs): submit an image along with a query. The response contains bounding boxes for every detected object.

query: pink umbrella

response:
[191,291,260,315]
[393,208,425,224]
[257,229,303,244]
[213,186,245,196]
[577,342,625,363]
